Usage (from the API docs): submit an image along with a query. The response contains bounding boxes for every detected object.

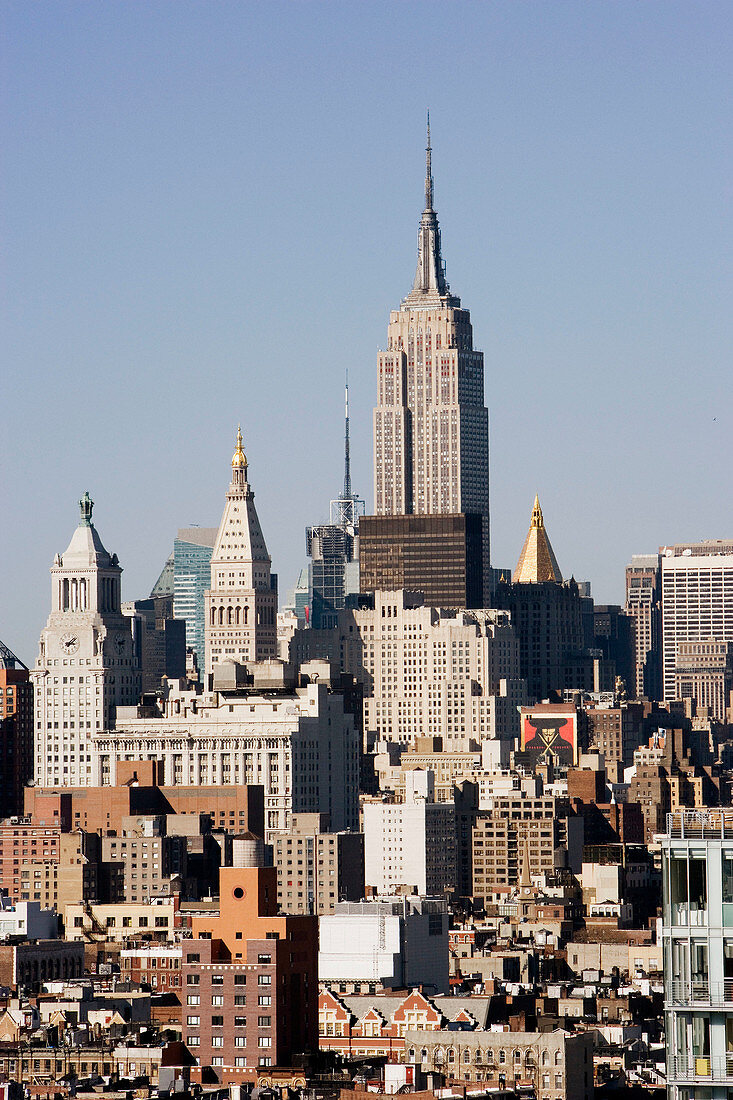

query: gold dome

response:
[232,425,247,469]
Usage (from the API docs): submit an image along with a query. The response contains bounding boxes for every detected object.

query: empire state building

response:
[369,121,490,605]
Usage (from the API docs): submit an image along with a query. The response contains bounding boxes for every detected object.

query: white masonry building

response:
[91,660,360,839]
[32,494,140,787]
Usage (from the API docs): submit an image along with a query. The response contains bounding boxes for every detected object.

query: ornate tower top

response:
[512,495,563,584]
[79,491,94,526]
[402,114,460,310]
[232,425,247,470]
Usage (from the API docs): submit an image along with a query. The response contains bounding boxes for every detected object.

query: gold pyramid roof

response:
[512,495,562,584]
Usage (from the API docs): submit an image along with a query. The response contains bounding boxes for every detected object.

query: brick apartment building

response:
[183,866,318,1083]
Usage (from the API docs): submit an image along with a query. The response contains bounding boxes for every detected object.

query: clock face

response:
[61,633,79,654]
[115,634,126,654]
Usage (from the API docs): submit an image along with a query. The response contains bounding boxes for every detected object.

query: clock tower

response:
[32,493,140,787]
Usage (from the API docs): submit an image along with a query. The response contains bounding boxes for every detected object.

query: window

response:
[258,975,271,985]
[258,1037,272,1047]
[258,1016,271,1026]
[187,1016,200,1026]
[235,1057,246,1067]
[212,1056,223,1066]
[212,1016,224,1027]
[258,995,271,1006]
[187,974,200,985]
[235,1037,246,1047]
[187,953,200,963]
[155,916,167,928]
[211,995,224,1006]
[234,975,246,985]
[235,1017,246,1027]
[211,1037,223,1048]
[187,1036,200,1047]
[212,974,224,985]
[186,995,200,1006]
[235,995,247,1006]
[257,954,271,963]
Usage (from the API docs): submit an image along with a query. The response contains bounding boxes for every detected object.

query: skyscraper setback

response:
[372,120,490,601]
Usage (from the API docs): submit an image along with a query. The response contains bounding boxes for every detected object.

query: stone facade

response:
[32,494,140,787]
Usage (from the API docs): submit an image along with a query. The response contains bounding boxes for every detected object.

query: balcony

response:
[667,810,733,839]
[670,1054,733,1082]
[667,979,733,1007]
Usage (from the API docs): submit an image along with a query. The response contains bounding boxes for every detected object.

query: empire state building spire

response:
[403,113,459,309]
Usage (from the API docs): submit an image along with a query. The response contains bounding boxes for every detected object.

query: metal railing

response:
[667,810,733,839]
[667,979,733,1006]
[670,1053,733,1081]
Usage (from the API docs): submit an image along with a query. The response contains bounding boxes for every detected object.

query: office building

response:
[661,540,733,719]
[184,866,318,1081]
[363,772,456,896]
[289,589,525,750]
[172,528,218,673]
[92,660,360,839]
[470,795,574,901]
[319,895,450,994]
[661,809,733,1098]
[359,512,485,608]
[271,813,364,915]
[625,554,662,700]
[122,596,186,692]
[372,121,490,602]
[674,641,733,721]
[0,641,34,816]
[306,380,365,629]
[204,428,278,675]
[495,498,594,702]
[31,493,140,787]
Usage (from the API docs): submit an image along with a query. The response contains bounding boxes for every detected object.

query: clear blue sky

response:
[2,1,731,664]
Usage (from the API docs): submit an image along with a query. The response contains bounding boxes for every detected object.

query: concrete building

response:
[625,553,663,700]
[0,899,58,940]
[372,122,490,603]
[92,661,360,839]
[185,866,319,1081]
[172,527,218,673]
[271,813,364,915]
[363,773,456,897]
[204,428,278,675]
[290,590,525,750]
[470,795,576,901]
[661,809,733,1099]
[32,493,140,787]
[0,641,34,816]
[674,641,733,722]
[661,540,733,719]
[101,817,188,904]
[64,896,178,942]
[319,895,450,994]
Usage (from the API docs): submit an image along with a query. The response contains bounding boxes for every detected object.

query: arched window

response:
[463,1049,470,1064]
[79,579,87,611]
[218,608,224,626]
[554,1050,562,1066]
[448,1048,455,1063]
[421,1049,428,1063]
[71,578,78,611]
[243,606,249,624]
[227,607,233,625]
[542,1050,549,1066]
[499,1050,506,1064]
[211,608,216,626]
[235,606,241,625]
